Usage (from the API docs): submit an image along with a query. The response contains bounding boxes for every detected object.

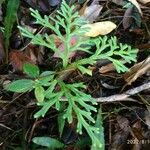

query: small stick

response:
[96,82,150,102]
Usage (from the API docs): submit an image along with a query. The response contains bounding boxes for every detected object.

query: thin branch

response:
[96,82,150,102]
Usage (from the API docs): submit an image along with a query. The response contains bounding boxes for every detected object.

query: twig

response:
[0,123,13,131]
[96,82,150,102]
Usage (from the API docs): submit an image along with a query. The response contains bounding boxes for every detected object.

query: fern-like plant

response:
[6,0,137,148]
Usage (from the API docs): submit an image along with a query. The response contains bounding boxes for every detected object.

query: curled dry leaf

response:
[99,62,116,73]
[123,7,133,29]
[79,0,103,23]
[124,57,150,85]
[128,0,142,15]
[82,21,117,37]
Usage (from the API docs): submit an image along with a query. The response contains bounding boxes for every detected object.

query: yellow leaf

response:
[82,21,117,37]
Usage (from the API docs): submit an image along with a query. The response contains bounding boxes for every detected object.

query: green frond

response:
[10,0,138,148]
[73,36,137,73]
[18,0,89,68]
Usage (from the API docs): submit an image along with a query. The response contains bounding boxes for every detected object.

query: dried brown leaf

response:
[123,7,133,29]
[124,57,150,85]
[9,50,35,71]
[99,60,126,73]
[99,63,115,73]
[79,0,103,23]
